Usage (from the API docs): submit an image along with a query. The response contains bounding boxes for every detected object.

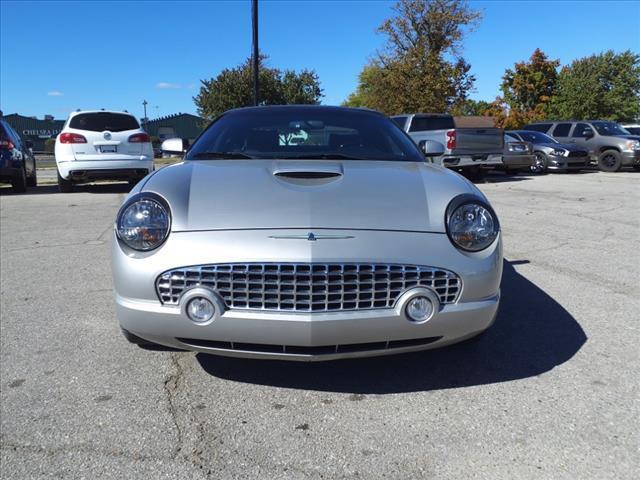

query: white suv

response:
[55,110,154,192]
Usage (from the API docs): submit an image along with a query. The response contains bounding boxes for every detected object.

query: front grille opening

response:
[158,263,461,312]
[275,171,342,179]
[176,337,443,355]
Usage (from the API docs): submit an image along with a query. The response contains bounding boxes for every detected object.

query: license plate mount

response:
[100,145,117,153]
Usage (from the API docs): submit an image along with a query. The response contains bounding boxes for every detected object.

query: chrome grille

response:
[156,263,461,311]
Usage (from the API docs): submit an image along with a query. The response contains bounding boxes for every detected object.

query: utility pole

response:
[142,100,148,125]
[252,0,259,106]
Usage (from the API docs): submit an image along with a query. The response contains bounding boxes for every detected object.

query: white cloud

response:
[48,91,64,96]
[156,82,181,89]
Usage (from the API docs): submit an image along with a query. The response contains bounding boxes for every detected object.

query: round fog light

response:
[186,297,215,323]
[406,296,434,323]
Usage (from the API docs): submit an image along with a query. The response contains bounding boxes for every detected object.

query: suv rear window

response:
[524,123,552,133]
[409,116,455,132]
[69,112,140,132]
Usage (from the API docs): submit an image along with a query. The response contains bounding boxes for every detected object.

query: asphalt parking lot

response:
[1,169,638,479]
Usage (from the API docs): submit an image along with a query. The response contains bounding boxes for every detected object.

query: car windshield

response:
[591,121,629,136]
[518,131,558,144]
[187,107,424,162]
[624,126,640,135]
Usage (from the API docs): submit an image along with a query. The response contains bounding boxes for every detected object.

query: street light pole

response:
[142,100,148,125]
[252,0,259,106]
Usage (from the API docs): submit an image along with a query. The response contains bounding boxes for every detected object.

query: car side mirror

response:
[418,140,445,158]
[161,138,185,157]
[583,130,594,138]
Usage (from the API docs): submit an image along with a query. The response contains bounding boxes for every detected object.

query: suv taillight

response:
[128,133,151,143]
[446,130,456,150]
[59,133,87,144]
[0,139,14,150]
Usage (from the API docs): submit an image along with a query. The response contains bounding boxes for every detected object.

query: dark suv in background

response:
[524,120,640,172]
[0,118,37,192]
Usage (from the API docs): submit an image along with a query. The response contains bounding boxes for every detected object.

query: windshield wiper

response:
[278,153,365,160]
[190,151,255,159]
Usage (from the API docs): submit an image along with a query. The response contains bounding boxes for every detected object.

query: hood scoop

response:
[271,161,343,184]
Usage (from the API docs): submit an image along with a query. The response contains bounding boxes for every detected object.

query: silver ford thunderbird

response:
[112,106,502,361]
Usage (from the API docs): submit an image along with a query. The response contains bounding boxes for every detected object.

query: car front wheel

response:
[598,150,622,172]
[530,152,547,174]
[57,171,73,193]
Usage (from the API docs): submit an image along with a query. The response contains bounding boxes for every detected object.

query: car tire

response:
[128,178,140,188]
[27,167,37,187]
[57,171,73,193]
[530,152,547,174]
[597,150,622,172]
[121,328,156,347]
[633,165,640,171]
[463,167,485,182]
[11,167,27,193]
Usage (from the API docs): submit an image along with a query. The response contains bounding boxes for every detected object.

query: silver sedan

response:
[112,106,502,361]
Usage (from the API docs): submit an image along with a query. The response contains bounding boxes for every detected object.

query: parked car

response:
[507,130,589,174]
[55,110,154,192]
[112,106,502,361]
[500,133,534,172]
[621,124,640,136]
[391,114,504,176]
[0,118,37,192]
[524,120,640,172]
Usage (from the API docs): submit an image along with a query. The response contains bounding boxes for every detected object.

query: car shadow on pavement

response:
[196,259,587,393]
[0,183,131,195]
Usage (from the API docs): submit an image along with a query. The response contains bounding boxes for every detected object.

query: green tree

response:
[344,0,481,114]
[450,98,491,116]
[194,56,323,119]
[501,49,559,112]
[548,50,640,122]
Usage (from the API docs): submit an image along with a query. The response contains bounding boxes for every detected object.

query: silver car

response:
[508,130,590,173]
[112,106,502,361]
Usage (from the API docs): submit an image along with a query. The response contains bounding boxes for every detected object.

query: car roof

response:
[527,120,620,125]
[67,109,135,118]
[224,104,385,117]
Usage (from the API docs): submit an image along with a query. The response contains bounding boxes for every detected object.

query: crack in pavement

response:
[163,352,214,477]
[0,441,165,463]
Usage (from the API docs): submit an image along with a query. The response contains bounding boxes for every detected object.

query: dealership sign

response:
[23,129,60,139]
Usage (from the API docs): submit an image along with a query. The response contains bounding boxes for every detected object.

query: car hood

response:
[141,160,476,233]
[538,142,586,151]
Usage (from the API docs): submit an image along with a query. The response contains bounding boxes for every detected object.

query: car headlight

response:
[625,140,640,151]
[446,195,499,252]
[116,193,171,251]
[552,149,566,156]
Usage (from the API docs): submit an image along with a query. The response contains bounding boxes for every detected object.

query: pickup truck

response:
[391,114,504,174]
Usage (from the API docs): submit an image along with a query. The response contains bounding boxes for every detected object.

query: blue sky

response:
[1,0,639,120]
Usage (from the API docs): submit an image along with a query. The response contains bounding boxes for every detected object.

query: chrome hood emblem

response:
[103,131,112,140]
[269,232,354,241]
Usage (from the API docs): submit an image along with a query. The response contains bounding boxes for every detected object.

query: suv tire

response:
[12,167,27,193]
[598,150,622,172]
[27,167,37,187]
[57,171,73,193]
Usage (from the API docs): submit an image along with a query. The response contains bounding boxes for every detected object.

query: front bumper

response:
[547,155,588,171]
[440,154,503,169]
[113,229,503,361]
[501,154,534,169]
[57,158,153,181]
[621,151,640,166]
